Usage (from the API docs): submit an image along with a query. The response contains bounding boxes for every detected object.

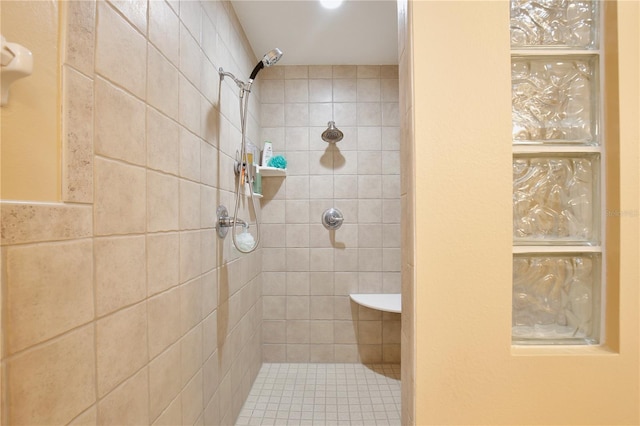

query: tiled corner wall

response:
[397,0,415,424]
[1,1,263,424]
[258,64,402,364]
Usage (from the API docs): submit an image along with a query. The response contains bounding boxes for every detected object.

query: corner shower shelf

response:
[350,293,401,313]
[257,166,287,177]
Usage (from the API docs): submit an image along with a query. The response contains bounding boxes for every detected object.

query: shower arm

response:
[218,68,254,93]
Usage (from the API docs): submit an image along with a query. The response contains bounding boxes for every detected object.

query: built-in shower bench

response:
[349,293,401,313]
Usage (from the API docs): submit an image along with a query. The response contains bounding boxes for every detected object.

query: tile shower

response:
[0,1,401,425]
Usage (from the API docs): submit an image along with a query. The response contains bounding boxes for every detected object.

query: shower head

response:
[321,121,344,143]
[249,48,283,80]
[262,48,283,67]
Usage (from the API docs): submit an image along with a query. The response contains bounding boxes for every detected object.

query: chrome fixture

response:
[217,48,283,253]
[321,121,344,143]
[218,48,283,92]
[216,205,248,239]
[322,208,344,230]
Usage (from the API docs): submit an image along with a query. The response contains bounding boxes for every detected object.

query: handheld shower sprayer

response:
[219,48,283,91]
[217,48,283,254]
[249,48,283,80]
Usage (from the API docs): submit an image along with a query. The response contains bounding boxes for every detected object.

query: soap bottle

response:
[262,141,273,166]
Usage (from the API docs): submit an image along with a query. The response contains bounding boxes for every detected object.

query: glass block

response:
[510,0,598,49]
[512,253,600,344]
[513,155,599,244]
[512,56,598,144]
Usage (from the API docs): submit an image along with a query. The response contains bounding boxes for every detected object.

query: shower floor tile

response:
[236,363,401,426]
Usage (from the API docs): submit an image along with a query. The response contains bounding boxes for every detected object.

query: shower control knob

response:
[322,208,344,230]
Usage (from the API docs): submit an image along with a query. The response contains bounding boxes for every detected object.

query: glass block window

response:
[513,253,601,343]
[510,0,598,49]
[513,155,599,244]
[512,56,598,144]
[511,0,603,345]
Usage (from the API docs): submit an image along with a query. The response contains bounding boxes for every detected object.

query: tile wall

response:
[258,65,402,363]
[1,1,263,424]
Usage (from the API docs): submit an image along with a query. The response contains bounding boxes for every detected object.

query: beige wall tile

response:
[286,320,309,344]
[68,406,97,425]
[147,45,179,120]
[358,321,382,344]
[95,2,146,98]
[148,0,179,65]
[180,179,201,230]
[310,320,334,344]
[334,344,358,362]
[181,278,203,333]
[147,170,179,232]
[263,344,286,362]
[180,230,202,283]
[182,370,204,425]
[97,302,148,397]
[286,295,309,319]
[203,389,220,426]
[147,232,180,296]
[201,270,218,317]
[357,79,381,102]
[179,25,202,89]
[263,272,286,295]
[202,311,218,359]
[286,344,310,362]
[149,343,182,421]
[94,157,146,235]
[1,202,92,245]
[147,107,180,175]
[109,0,147,34]
[358,65,381,79]
[383,344,401,363]
[285,271,309,295]
[181,324,203,386]
[309,344,335,362]
[383,320,402,344]
[263,296,286,320]
[334,320,357,344]
[309,66,332,79]
[64,0,96,75]
[62,66,94,203]
[98,367,149,426]
[7,326,95,425]
[152,396,182,426]
[358,344,382,363]
[284,103,309,127]
[263,320,286,344]
[284,66,309,79]
[179,76,201,135]
[200,141,218,187]
[95,235,146,316]
[310,296,334,320]
[95,77,146,165]
[5,240,93,354]
[148,287,181,358]
[180,129,202,181]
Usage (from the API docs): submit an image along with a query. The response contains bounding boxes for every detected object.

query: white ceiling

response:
[230,0,399,66]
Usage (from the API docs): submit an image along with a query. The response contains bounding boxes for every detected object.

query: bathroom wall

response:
[257,64,402,363]
[397,0,415,424]
[1,1,263,424]
[0,0,61,201]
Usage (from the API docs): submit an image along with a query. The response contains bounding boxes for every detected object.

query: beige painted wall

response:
[412,1,639,424]
[0,0,60,201]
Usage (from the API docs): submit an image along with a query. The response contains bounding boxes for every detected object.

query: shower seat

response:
[349,293,401,313]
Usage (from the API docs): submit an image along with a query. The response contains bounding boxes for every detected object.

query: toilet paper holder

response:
[1,35,33,107]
